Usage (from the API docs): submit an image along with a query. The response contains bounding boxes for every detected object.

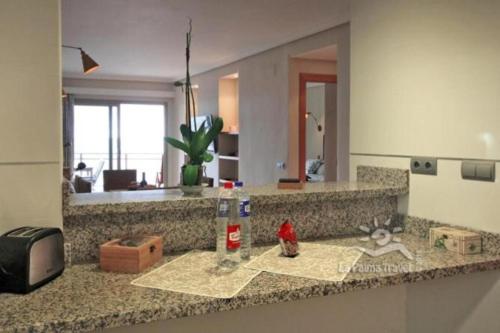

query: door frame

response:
[298,73,337,182]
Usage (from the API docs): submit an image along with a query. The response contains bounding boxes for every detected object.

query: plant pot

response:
[180,165,204,196]
[179,185,204,196]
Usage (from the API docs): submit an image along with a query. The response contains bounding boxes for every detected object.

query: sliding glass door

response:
[74,104,112,192]
[120,104,165,185]
[73,102,165,191]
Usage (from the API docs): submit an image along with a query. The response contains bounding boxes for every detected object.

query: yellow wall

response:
[0,0,62,233]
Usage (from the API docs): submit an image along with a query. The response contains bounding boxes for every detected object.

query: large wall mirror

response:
[298,73,337,183]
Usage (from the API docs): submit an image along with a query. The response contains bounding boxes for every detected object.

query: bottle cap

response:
[223,182,234,189]
[234,181,243,187]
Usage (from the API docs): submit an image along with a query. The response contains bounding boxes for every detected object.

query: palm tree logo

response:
[354,218,414,260]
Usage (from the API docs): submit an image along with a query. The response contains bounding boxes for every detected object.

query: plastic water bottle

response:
[235,181,251,261]
[216,182,241,268]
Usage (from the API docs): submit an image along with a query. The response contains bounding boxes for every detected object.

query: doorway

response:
[298,73,337,182]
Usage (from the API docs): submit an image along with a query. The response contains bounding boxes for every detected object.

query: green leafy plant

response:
[165,118,223,185]
[165,19,224,186]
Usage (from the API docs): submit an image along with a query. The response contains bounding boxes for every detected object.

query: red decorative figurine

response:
[277,220,299,257]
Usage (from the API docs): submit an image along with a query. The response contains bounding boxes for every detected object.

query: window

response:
[120,104,165,185]
[74,102,166,191]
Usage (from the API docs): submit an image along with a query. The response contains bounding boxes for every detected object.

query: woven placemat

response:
[131,251,261,299]
[244,243,362,282]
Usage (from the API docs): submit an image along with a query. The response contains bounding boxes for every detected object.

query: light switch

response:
[461,162,475,179]
[461,161,495,182]
[476,162,495,181]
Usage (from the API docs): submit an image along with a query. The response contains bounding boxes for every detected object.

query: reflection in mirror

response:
[305,82,336,183]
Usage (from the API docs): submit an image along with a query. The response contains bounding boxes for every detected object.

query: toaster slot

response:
[20,228,46,238]
[3,227,33,237]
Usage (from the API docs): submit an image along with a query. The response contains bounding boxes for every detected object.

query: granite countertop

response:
[1,233,499,333]
[65,181,408,217]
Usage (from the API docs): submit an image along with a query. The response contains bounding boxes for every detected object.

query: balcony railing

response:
[74,152,163,192]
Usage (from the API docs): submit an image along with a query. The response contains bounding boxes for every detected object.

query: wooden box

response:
[277,180,305,190]
[429,227,481,255]
[100,236,163,273]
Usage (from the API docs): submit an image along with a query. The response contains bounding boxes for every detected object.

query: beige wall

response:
[351,0,500,160]
[0,0,62,233]
[169,24,350,186]
[350,0,500,234]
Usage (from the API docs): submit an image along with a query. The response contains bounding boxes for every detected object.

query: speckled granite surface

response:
[1,234,499,333]
[64,166,408,263]
[64,192,399,263]
[64,181,407,217]
[357,165,409,189]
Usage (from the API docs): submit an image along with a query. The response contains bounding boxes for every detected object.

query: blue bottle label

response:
[239,200,250,217]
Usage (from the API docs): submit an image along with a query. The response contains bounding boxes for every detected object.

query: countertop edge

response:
[63,183,408,218]
[7,257,498,333]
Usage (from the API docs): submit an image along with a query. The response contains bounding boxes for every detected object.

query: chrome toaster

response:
[0,227,65,294]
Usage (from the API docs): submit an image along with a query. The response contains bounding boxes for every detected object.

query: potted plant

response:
[165,19,223,195]
[166,118,222,195]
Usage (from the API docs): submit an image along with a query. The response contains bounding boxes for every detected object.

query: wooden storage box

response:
[429,227,481,255]
[277,180,305,190]
[100,236,163,273]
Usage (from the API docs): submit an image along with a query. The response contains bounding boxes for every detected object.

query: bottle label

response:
[239,200,250,217]
[218,199,229,218]
[226,224,241,250]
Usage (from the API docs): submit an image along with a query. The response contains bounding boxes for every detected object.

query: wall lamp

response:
[62,45,100,74]
[306,112,322,132]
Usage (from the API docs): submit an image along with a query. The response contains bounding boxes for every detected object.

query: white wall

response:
[166,88,185,187]
[0,0,62,233]
[350,0,500,233]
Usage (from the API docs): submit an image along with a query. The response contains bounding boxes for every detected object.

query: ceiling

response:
[62,0,349,82]
[295,45,337,61]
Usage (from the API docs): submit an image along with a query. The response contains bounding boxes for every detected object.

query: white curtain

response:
[63,94,75,175]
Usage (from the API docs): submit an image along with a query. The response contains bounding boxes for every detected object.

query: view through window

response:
[74,103,165,192]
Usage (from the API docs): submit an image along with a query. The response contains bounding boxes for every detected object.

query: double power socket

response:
[410,157,437,175]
